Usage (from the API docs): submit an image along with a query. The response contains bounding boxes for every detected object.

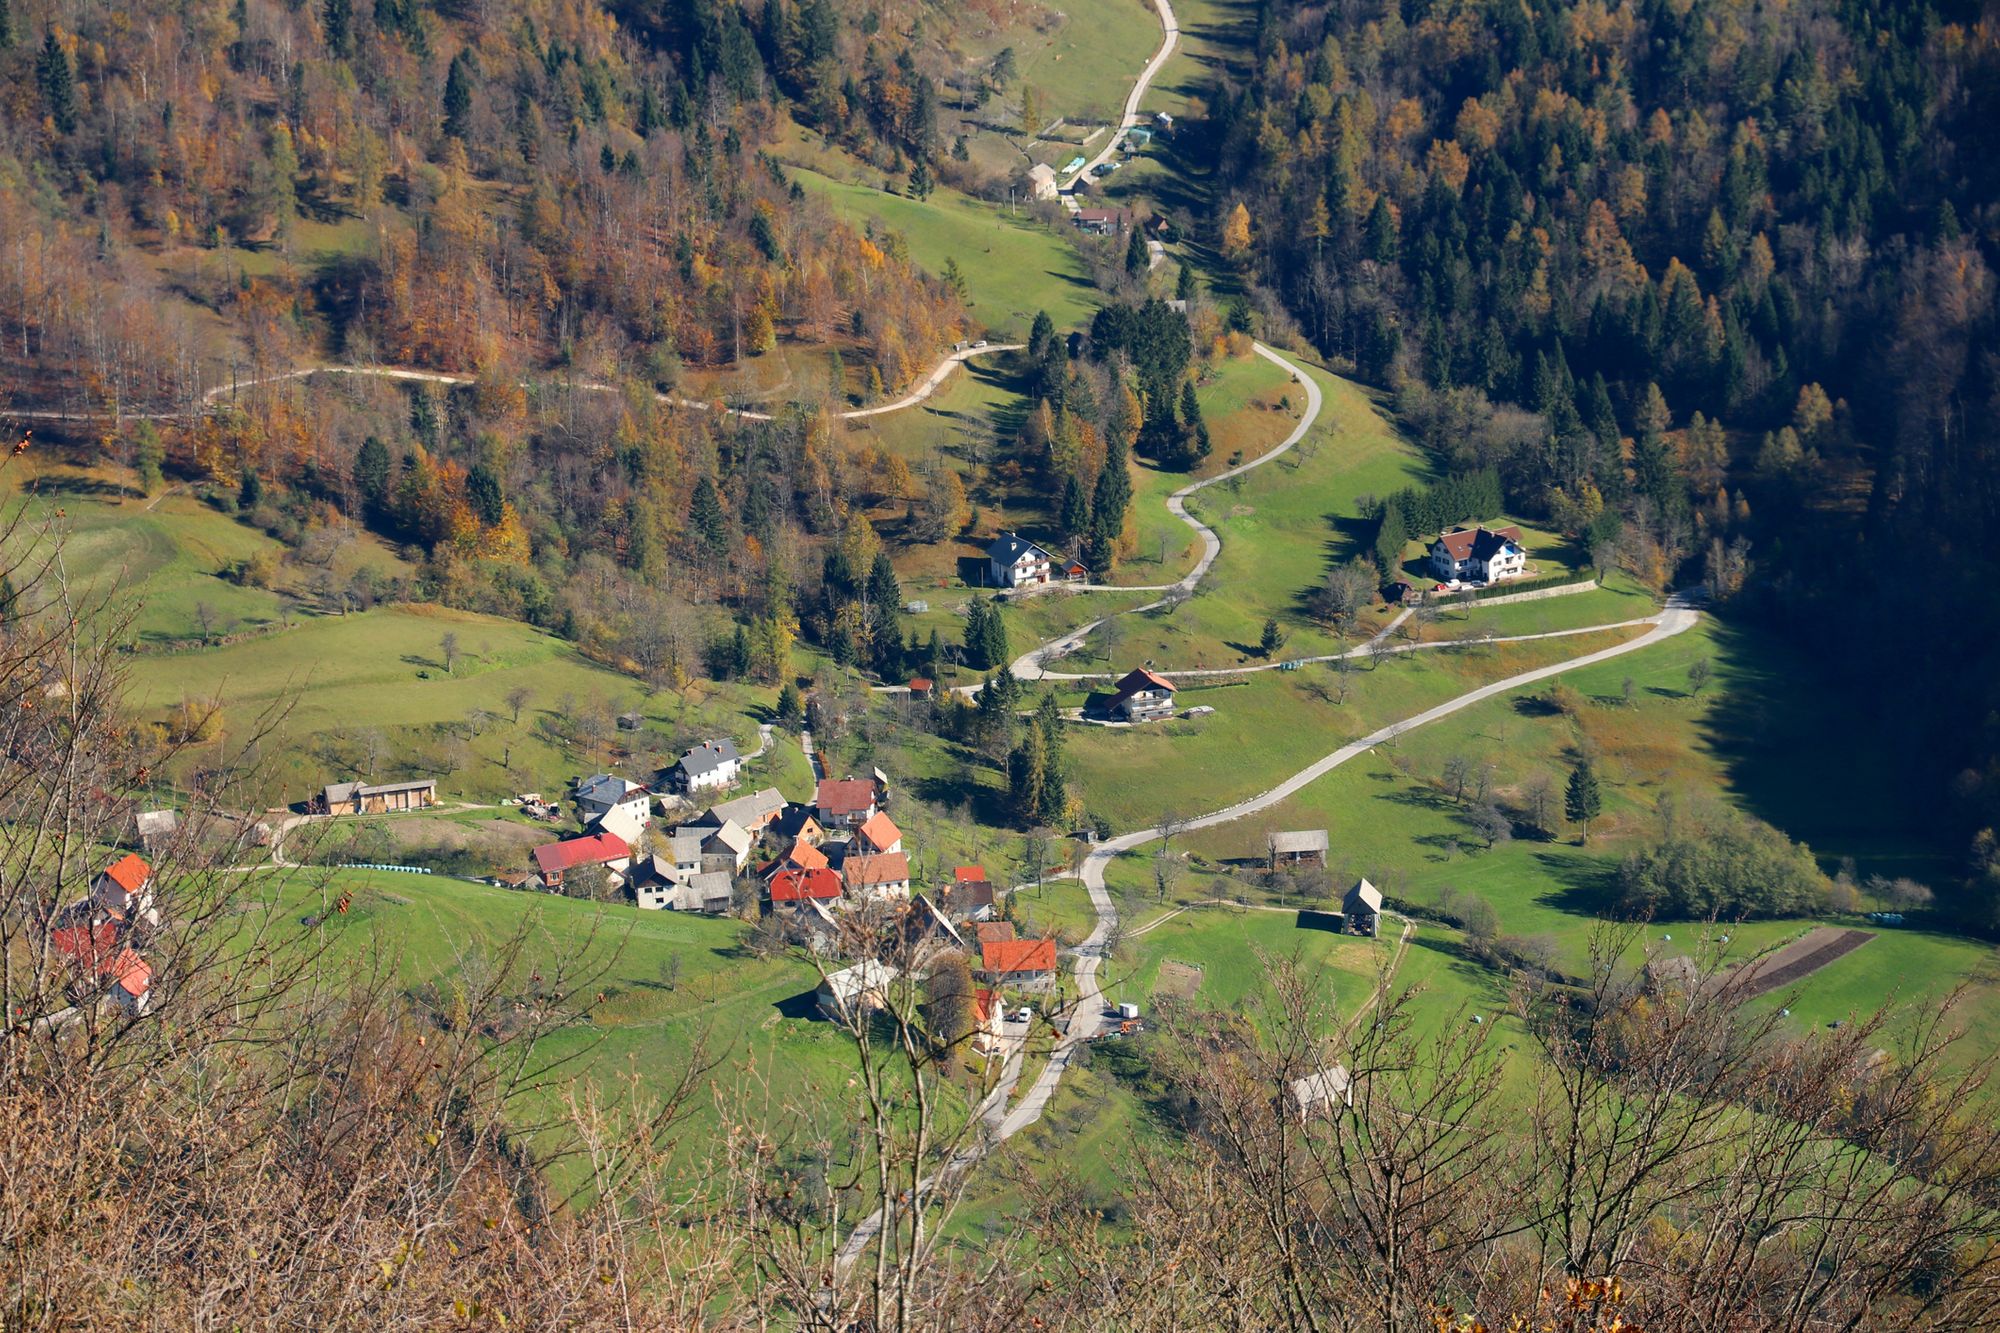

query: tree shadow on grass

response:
[1530,849,1624,918]
[772,989,821,1021]
[908,771,1011,830]
[1404,932,1507,998]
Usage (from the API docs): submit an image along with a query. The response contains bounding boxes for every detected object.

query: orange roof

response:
[856,811,901,850]
[816,778,876,815]
[843,851,911,888]
[102,854,151,894]
[981,937,1056,975]
[770,868,842,902]
[783,839,829,871]
[908,677,933,692]
[973,988,999,1025]
[110,948,151,995]
[954,865,989,884]
[975,921,1015,944]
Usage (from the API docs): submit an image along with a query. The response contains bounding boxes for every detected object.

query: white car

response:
[1014,1007,1034,1024]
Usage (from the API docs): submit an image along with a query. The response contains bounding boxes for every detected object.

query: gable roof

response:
[705,787,786,830]
[855,811,902,849]
[688,870,735,904]
[985,531,1050,567]
[533,831,631,876]
[973,987,1000,1026]
[975,921,1016,944]
[109,947,152,998]
[948,877,996,912]
[1290,1065,1352,1110]
[101,854,152,894]
[815,778,877,816]
[843,851,911,888]
[770,805,823,839]
[1270,829,1330,856]
[677,738,742,779]
[820,959,897,1003]
[955,865,989,884]
[134,809,177,837]
[772,838,829,873]
[668,831,708,863]
[705,819,753,857]
[1113,667,1175,697]
[1027,162,1057,183]
[577,773,646,806]
[980,937,1057,975]
[770,867,843,902]
[1345,878,1384,912]
[1431,525,1522,563]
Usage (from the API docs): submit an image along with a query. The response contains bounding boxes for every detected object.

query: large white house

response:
[672,739,742,793]
[1427,525,1527,584]
[576,774,651,828]
[986,531,1055,589]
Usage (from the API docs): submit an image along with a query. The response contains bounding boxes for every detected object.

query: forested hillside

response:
[1197,0,2000,919]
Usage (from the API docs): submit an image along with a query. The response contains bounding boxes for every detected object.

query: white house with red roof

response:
[843,851,912,902]
[531,830,632,890]
[815,777,878,828]
[92,853,155,920]
[1108,667,1177,722]
[1427,525,1526,584]
[769,867,843,912]
[854,811,903,856]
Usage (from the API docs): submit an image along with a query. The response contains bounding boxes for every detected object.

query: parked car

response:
[1014,1007,1034,1023]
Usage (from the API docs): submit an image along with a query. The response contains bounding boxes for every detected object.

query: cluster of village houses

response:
[47,852,162,1017]
[518,739,1058,1049]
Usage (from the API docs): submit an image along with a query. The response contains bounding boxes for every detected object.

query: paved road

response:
[1060,0,1179,188]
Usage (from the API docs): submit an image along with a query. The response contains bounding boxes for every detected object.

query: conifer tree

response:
[1566,761,1603,844]
[1125,225,1148,277]
[442,50,474,139]
[38,32,76,135]
[0,0,17,51]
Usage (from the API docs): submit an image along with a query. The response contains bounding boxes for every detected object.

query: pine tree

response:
[1176,260,1196,302]
[1260,618,1284,656]
[353,436,391,515]
[1058,475,1090,540]
[1125,225,1148,277]
[442,51,474,139]
[962,597,991,667]
[689,476,727,549]
[0,0,17,51]
[1028,310,1055,361]
[1007,726,1047,827]
[38,32,76,135]
[1364,194,1399,264]
[1565,761,1602,843]
[1373,503,1407,571]
[980,598,1009,674]
[776,680,803,726]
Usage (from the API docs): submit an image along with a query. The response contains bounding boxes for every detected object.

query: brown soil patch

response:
[1734,928,1874,999]
[1154,959,1203,1001]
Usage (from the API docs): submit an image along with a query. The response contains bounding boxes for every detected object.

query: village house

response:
[93,854,156,922]
[896,894,967,963]
[575,774,651,832]
[1427,525,1527,584]
[1072,207,1131,236]
[1288,1065,1354,1119]
[318,778,438,815]
[947,866,996,920]
[531,830,632,891]
[769,805,826,846]
[907,677,935,700]
[630,858,732,914]
[1107,667,1177,722]
[769,867,844,913]
[1027,161,1059,201]
[976,937,1058,990]
[664,830,708,881]
[671,739,742,793]
[970,988,1007,1054]
[974,920,1016,947]
[1344,878,1384,937]
[815,777,878,829]
[699,787,787,834]
[853,811,903,856]
[816,960,898,1023]
[590,799,650,849]
[763,836,830,880]
[1269,829,1330,868]
[843,851,913,902]
[700,819,755,873]
[986,531,1056,589]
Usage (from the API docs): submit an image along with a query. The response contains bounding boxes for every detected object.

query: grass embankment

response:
[123,605,786,806]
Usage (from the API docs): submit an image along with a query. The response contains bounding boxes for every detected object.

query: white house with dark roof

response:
[672,739,742,793]
[576,774,651,829]
[1107,668,1177,722]
[1028,162,1059,201]
[987,531,1055,589]
[1427,525,1527,584]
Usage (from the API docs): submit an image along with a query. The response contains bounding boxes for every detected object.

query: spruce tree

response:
[1565,761,1602,844]
[324,0,354,58]
[1125,225,1148,277]
[38,32,76,135]
[962,598,989,667]
[1175,260,1196,302]
[1028,310,1055,361]
[442,51,474,139]
[353,436,391,515]
[980,599,1009,675]
[1058,475,1090,540]
[0,0,16,51]
[1006,725,1046,827]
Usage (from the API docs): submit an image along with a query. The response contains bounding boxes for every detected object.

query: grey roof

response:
[986,531,1050,567]
[688,870,734,903]
[677,738,742,780]
[667,832,708,864]
[820,960,898,1003]
[704,788,786,829]
[1270,830,1330,855]
[1345,878,1383,912]
[1028,162,1057,182]
[705,820,754,857]
[135,810,178,836]
[577,773,644,806]
[1290,1065,1352,1111]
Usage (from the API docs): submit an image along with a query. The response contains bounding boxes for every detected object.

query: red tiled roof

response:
[815,778,876,815]
[980,938,1056,975]
[778,839,829,872]
[975,921,1016,944]
[770,868,842,902]
[908,677,933,693]
[532,831,630,876]
[102,854,151,894]
[109,948,151,996]
[1432,525,1521,562]
[1112,667,1175,699]
[973,988,999,1025]
[954,865,989,884]
[844,851,911,888]
[855,811,902,850]
[52,917,119,969]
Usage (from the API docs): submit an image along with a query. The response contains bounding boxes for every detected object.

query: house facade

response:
[986,532,1055,588]
[673,739,742,793]
[815,777,878,828]
[975,937,1058,990]
[1427,525,1527,584]
[531,831,632,890]
[1027,162,1059,201]
[1108,668,1177,722]
[576,774,651,829]
[843,851,912,902]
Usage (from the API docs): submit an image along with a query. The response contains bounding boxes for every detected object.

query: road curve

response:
[1061,0,1180,188]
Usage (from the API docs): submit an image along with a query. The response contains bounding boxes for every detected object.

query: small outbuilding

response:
[817,960,899,1023]
[1344,878,1383,937]
[1288,1065,1353,1119]
[1269,829,1330,867]
[1027,161,1060,201]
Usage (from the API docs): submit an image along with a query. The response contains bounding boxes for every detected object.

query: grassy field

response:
[788,164,1097,336]
[122,605,786,808]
